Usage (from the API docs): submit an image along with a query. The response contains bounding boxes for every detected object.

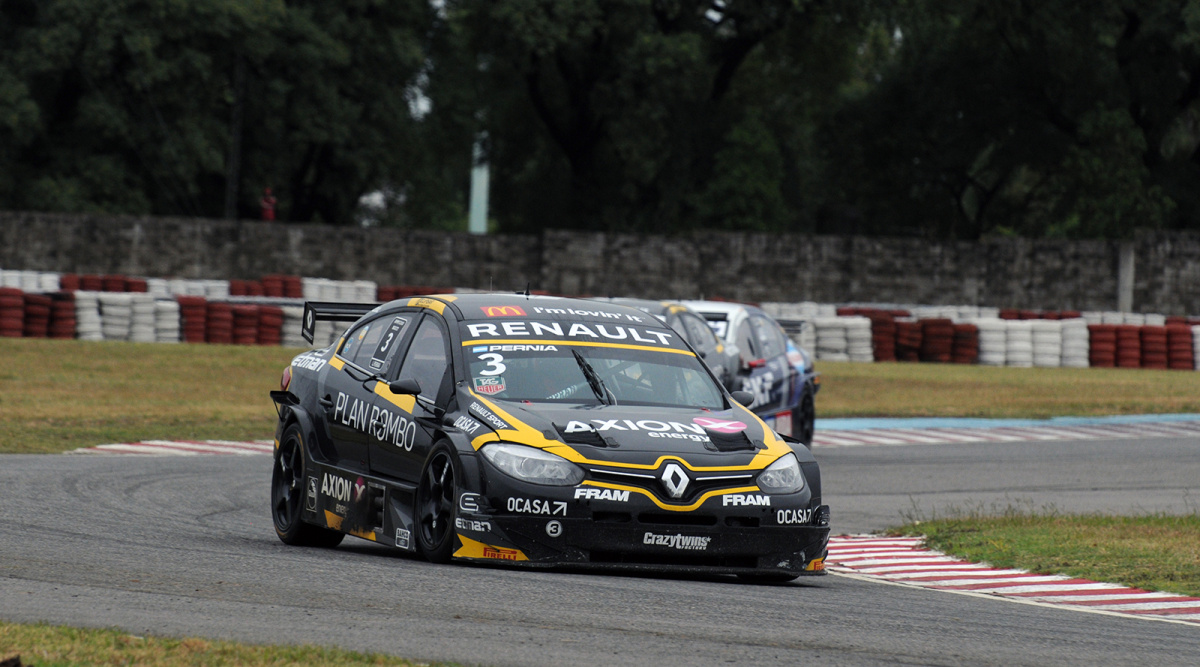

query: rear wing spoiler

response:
[301,301,380,343]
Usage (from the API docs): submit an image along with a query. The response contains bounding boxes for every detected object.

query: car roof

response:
[682,300,762,318]
[405,293,673,329]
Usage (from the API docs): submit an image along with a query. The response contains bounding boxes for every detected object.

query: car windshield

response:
[458,319,726,409]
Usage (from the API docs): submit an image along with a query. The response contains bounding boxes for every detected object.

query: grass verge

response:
[7,339,1200,453]
[0,621,448,666]
[0,338,300,453]
[893,509,1200,597]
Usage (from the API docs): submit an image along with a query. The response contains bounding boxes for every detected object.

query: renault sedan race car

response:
[270,294,829,581]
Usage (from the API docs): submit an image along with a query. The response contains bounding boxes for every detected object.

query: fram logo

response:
[481,305,526,317]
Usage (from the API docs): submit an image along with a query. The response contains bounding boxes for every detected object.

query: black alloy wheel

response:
[271,424,344,548]
[796,391,816,447]
[416,443,460,563]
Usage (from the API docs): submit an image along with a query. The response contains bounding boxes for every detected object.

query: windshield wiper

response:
[572,349,615,406]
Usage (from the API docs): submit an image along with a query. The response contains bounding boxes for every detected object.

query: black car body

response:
[270,294,829,580]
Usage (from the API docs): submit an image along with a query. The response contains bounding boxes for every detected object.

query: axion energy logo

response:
[693,417,748,433]
[481,305,526,317]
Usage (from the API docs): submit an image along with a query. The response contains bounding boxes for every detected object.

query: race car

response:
[270,294,829,581]
[591,298,739,390]
[684,301,820,446]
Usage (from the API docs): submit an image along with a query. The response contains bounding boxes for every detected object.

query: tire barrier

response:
[973,318,1007,366]
[895,321,922,361]
[918,318,954,363]
[813,317,850,362]
[1115,324,1142,368]
[130,294,156,343]
[22,293,52,338]
[844,316,874,362]
[1088,324,1117,368]
[951,323,979,364]
[232,305,260,345]
[258,306,284,346]
[1030,320,1063,367]
[1140,325,1169,370]
[206,302,234,344]
[74,292,103,341]
[155,299,181,343]
[0,287,24,338]
[1005,321,1034,367]
[282,306,308,348]
[1167,324,1194,370]
[49,292,77,339]
[97,293,133,341]
[178,296,208,343]
[1060,319,1090,368]
[1194,325,1200,370]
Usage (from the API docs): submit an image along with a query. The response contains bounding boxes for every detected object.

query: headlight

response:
[481,443,585,486]
[756,453,806,494]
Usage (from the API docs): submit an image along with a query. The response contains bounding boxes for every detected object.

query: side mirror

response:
[388,378,422,395]
[730,390,754,406]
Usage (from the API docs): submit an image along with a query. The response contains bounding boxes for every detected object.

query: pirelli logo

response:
[482,546,523,561]
[481,305,526,317]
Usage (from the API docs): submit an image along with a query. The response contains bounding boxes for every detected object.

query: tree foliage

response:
[3,0,1200,238]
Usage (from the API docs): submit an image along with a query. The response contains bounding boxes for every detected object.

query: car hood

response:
[462,392,793,469]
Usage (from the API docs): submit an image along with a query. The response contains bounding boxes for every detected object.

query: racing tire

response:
[416,441,461,564]
[796,392,816,448]
[271,424,344,548]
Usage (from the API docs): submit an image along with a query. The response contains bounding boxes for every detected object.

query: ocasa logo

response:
[481,305,526,317]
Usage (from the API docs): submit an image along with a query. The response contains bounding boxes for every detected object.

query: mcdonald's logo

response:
[480,305,526,317]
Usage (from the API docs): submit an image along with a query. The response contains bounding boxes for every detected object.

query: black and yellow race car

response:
[270,294,829,581]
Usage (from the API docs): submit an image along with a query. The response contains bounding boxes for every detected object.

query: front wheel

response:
[271,424,344,548]
[415,442,460,563]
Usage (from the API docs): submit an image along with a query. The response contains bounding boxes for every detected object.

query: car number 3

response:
[477,353,506,376]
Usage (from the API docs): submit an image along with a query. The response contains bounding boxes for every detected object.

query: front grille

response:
[588,467,757,504]
[638,512,717,526]
[590,550,757,569]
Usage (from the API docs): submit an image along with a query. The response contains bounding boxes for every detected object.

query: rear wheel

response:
[416,442,460,563]
[796,391,816,447]
[272,424,344,548]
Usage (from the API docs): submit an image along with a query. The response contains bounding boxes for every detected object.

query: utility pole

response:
[468,135,489,235]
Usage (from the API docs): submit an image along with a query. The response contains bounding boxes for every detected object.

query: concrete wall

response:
[3,211,1199,314]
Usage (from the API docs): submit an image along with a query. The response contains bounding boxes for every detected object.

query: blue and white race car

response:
[684,301,819,446]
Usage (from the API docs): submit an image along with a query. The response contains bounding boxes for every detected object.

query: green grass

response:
[7,339,1200,454]
[817,360,1200,418]
[893,509,1200,597]
[0,338,301,453]
[0,621,450,667]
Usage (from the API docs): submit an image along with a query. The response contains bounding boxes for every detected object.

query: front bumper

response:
[452,473,830,577]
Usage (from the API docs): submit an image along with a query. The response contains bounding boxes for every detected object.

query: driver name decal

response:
[334,391,417,451]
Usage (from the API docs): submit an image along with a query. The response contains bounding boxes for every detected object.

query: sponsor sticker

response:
[473,376,506,395]
[507,497,567,515]
[334,391,418,451]
[469,401,510,431]
[481,305,526,317]
[776,508,813,525]
[693,417,748,434]
[306,476,318,511]
[369,317,408,371]
[464,321,676,347]
[395,528,411,550]
[482,545,524,561]
[353,477,367,503]
[574,488,630,502]
[454,415,483,435]
[455,517,493,532]
[722,493,770,507]
[546,520,563,538]
[643,532,712,551]
[459,493,482,514]
[321,473,353,503]
[472,346,488,353]
[292,352,327,372]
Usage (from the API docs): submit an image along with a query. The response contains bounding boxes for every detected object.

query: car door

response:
[370,314,453,483]
[318,314,413,473]
[747,313,795,415]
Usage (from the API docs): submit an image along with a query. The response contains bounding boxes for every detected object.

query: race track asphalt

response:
[2,434,1198,666]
